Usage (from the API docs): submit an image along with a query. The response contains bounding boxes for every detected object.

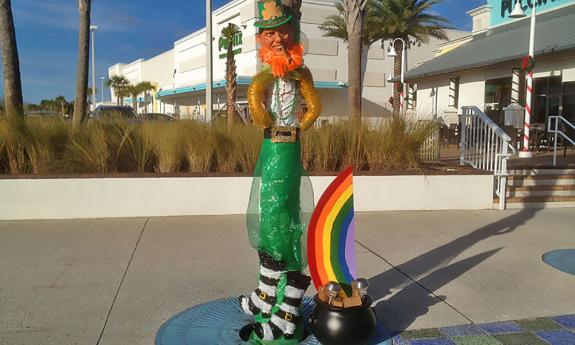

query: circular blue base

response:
[156,297,391,345]
[543,249,575,276]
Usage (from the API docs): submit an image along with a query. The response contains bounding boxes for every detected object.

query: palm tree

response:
[320,2,381,47]
[320,0,369,125]
[54,95,67,116]
[106,75,130,106]
[376,0,450,115]
[73,0,91,128]
[128,81,156,114]
[221,23,240,128]
[0,0,24,119]
[127,84,141,114]
[136,81,157,114]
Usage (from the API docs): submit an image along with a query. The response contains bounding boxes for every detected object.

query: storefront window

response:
[484,77,511,124]
[533,76,562,124]
[562,82,575,122]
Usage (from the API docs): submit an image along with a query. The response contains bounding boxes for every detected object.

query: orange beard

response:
[259,44,304,78]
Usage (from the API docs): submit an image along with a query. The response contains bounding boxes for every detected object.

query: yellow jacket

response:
[247,67,322,131]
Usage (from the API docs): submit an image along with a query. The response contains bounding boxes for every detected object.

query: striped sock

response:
[257,271,311,340]
[240,252,284,316]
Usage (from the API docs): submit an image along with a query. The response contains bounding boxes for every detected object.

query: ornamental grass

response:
[0,115,437,176]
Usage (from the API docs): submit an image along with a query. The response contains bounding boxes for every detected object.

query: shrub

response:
[181,121,215,173]
[142,121,186,173]
[0,117,28,174]
[0,115,438,176]
[26,116,70,174]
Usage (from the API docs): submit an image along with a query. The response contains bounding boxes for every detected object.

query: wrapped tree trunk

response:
[73,0,91,127]
[225,26,237,128]
[0,0,23,119]
[342,0,367,126]
[282,0,302,22]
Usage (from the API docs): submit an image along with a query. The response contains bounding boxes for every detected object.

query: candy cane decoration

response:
[523,70,533,152]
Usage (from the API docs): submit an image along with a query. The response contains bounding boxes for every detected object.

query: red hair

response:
[259,44,304,78]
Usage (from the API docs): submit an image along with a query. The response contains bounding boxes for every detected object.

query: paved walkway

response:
[1,209,574,345]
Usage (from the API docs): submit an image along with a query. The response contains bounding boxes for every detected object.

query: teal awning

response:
[157,76,347,98]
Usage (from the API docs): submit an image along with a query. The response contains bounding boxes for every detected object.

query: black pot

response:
[308,294,377,345]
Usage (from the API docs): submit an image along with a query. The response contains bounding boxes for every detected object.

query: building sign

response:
[489,0,572,26]
[218,31,243,59]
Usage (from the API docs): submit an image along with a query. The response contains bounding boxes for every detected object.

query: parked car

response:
[138,113,175,121]
[90,105,137,120]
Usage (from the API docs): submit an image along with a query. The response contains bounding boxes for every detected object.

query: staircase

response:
[498,168,575,208]
[459,106,575,209]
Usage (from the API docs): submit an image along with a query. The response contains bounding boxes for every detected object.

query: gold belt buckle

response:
[259,291,267,300]
[271,126,297,143]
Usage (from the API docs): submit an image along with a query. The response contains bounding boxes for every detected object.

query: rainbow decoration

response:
[307,166,356,293]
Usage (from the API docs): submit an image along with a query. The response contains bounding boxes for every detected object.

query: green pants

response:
[249,139,304,271]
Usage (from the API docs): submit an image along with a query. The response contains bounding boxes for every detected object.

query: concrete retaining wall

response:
[0,174,494,220]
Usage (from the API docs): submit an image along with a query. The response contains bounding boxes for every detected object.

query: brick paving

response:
[391,315,575,345]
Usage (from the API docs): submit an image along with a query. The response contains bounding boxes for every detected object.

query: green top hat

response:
[254,0,292,29]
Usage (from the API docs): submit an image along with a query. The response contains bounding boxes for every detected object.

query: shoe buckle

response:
[259,291,267,300]
[284,312,293,322]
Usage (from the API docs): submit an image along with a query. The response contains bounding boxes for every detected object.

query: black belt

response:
[264,126,300,143]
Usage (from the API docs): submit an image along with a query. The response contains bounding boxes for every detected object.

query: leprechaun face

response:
[257,23,294,54]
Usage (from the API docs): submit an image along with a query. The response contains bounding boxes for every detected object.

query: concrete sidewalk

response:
[1,209,574,345]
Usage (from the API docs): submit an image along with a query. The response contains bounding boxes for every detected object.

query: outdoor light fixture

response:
[206,0,214,123]
[90,25,98,111]
[509,1,526,18]
[100,76,105,104]
[387,44,397,58]
[509,0,536,158]
[387,38,408,112]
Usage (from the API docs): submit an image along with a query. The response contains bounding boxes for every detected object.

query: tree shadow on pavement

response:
[363,208,539,333]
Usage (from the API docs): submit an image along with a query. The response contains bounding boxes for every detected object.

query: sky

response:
[3,0,484,104]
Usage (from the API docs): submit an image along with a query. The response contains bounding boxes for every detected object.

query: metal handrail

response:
[548,115,575,166]
[460,106,516,210]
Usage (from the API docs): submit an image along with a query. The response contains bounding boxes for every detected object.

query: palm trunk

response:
[392,41,403,117]
[225,34,237,129]
[281,0,302,20]
[348,32,362,125]
[0,0,23,119]
[282,0,302,40]
[132,96,137,114]
[343,0,366,126]
[73,0,91,128]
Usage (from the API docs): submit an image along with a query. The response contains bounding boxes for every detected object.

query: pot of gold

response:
[308,279,377,345]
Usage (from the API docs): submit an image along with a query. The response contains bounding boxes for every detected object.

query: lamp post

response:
[100,76,105,104]
[387,38,407,114]
[206,0,213,123]
[90,25,98,111]
[509,0,536,158]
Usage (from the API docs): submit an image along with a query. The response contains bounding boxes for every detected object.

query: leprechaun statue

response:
[240,0,321,343]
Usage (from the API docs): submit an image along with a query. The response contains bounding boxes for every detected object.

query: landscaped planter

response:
[0,172,494,220]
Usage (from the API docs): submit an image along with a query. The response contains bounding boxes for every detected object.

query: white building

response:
[108,0,466,124]
[405,0,575,128]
